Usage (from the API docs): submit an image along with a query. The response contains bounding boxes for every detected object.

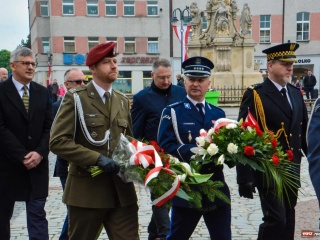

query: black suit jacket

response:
[303,74,317,87]
[0,77,52,201]
[236,78,308,188]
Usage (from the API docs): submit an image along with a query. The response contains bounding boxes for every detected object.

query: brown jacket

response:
[50,82,137,208]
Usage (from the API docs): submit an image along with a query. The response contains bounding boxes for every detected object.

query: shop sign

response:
[297,59,311,63]
[63,53,86,65]
[121,56,159,64]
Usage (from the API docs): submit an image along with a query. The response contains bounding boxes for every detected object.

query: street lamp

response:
[171,6,192,73]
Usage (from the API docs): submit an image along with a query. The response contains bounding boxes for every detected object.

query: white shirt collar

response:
[187,95,205,106]
[269,79,288,92]
[12,77,30,92]
[92,80,112,101]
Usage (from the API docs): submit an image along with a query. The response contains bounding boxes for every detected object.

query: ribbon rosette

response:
[129,139,180,206]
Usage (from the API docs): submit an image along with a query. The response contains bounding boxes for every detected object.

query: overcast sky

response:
[0,0,29,51]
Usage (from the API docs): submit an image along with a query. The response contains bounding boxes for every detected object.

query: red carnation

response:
[272,155,279,165]
[244,146,255,157]
[271,139,277,149]
[255,127,263,137]
[286,150,294,161]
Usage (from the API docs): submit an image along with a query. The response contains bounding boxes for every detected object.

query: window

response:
[147,1,158,16]
[114,71,132,93]
[40,1,49,16]
[64,37,75,52]
[147,38,158,53]
[143,71,152,88]
[260,15,271,43]
[106,0,116,16]
[297,12,310,41]
[124,1,134,16]
[42,37,50,53]
[124,37,135,53]
[88,37,99,51]
[87,0,98,16]
[106,37,117,43]
[63,0,74,15]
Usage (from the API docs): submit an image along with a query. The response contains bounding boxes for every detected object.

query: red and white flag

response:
[245,109,259,131]
[173,25,191,60]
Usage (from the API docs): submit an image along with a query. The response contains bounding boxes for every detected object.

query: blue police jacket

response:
[307,98,320,202]
[157,97,230,209]
[131,81,186,141]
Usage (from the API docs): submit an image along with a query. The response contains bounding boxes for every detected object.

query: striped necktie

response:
[22,86,29,112]
[105,92,111,112]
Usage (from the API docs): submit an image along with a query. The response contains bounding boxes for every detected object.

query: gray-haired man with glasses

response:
[0,47,52,240]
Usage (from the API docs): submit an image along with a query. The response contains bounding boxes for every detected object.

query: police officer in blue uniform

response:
[157,56,231,240]
[237,43,308,240]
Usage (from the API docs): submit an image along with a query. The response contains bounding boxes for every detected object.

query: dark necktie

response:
[196,103,205,119]
[22,86,29,112]
[105,92,111,112]
[280,88,292,111]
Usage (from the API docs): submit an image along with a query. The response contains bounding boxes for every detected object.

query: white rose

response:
[207,128,215,136]
[196,136,206,147]
[207,143,219,156]
[227,143,238,154]
[217,154,225,165]
[226,123,237,129]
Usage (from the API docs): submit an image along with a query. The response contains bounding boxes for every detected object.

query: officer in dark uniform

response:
[237,43,308,240]
[157,56,231,240]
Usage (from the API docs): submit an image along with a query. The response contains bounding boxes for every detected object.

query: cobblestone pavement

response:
[10,107,320,240]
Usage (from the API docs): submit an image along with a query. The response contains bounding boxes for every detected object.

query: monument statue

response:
[214,0,230,34]
[189,2,203,38]
[240,3,252,35]
[186,1,261,90]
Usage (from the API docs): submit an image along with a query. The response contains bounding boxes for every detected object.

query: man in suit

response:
[158,56,231,240]
[52,68,87,240]
[50,42,139,240]
[131,59,186,240]
[0,47,52,240]
[0,67,8,82]
[237,43,308,240]
[303,70,317,99]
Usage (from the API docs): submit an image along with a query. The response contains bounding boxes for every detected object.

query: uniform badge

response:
[184,103,191,109]
[90,92,94,96]
[91,131,98,138]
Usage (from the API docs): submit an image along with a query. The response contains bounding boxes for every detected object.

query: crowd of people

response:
[1,41,320,240]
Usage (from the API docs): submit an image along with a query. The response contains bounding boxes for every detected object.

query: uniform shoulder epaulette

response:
[69,86,86,94]
[113,89,129,99]
[167,101,183,108]
[247,83,262,90]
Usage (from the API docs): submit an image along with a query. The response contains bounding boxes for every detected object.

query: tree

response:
[19,34,31,48]
[0,49,11,73]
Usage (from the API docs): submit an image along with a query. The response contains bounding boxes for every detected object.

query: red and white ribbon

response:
[128,139,181,206]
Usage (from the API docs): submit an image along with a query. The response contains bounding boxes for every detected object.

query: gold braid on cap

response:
[253,90,291,149]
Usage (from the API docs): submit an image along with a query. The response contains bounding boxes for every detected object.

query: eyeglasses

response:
[155,75,171,81]
[14,61,36,67]
[66,80,88,85]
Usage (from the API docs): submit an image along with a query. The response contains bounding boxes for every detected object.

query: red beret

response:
[86,42,117,66]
